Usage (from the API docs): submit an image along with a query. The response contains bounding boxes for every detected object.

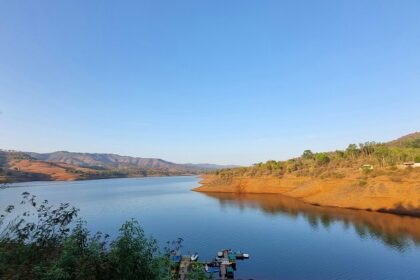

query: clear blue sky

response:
[0,0,419,165]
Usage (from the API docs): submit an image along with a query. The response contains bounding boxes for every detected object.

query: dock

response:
[173,249,250,280]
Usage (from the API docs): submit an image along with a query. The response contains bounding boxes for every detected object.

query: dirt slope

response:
[194,169,420,216]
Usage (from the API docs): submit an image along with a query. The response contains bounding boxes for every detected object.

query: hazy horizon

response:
[0,131,417,167]
[1,0,419,165]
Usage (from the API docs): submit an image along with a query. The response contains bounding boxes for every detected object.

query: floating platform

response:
[172,248,250,280]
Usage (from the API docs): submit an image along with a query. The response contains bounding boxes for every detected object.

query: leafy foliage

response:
[0,193,203,280]
[213,139,420,179]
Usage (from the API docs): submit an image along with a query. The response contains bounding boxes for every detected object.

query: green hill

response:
[213,132,420,179]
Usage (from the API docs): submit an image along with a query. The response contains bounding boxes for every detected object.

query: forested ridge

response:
[214,132,420,180]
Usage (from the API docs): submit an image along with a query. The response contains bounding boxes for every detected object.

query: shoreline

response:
[195,189,420,218]
[193,174,420,218]
[0,174,198,185]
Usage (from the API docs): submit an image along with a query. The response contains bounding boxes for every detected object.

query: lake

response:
[1,176,420,280]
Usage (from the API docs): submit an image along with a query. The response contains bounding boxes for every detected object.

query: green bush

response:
[0,193,188,280]
[315,153,330,165]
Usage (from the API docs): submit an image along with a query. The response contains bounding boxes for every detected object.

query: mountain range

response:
[0,150,237,183]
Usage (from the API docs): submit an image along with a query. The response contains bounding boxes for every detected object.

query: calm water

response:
[1,176,420,280]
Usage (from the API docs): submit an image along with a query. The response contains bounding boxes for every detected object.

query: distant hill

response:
[387,132,420,148]
[28,151,183,170]
[0,150,230,183]
[182,163,241,170]
[27,151,235,171]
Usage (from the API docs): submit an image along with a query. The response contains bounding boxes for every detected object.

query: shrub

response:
[0,193,180,280]
[315,153,330,165]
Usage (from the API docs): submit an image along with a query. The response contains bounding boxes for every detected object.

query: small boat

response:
[217,251,223,257]
[190,253,199,261]
[235,252,250,259]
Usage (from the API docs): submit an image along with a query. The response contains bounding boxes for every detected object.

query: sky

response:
[0,0,419,165]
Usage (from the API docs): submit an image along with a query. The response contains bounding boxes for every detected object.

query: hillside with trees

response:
[212,132,420,179]
[195,133,420,216]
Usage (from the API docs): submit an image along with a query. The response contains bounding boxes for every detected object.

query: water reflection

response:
[202,192,420,251]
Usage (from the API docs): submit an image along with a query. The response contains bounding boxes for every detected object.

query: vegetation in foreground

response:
[0,192,206,280]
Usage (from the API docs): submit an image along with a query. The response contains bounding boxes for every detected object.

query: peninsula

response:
[195,133,420,217]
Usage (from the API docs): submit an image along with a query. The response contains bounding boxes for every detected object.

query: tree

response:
[359,142,376,157]
[335,150,345,158]
[374,145,390,167]
[109,220,165,280]
[346,144,359,160]
[408,138,420,148]
[302,150,314,159]
[315,153,330,165]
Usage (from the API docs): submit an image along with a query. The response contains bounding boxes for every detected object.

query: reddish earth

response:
[9,160,94,181]
[194,169,420,216]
